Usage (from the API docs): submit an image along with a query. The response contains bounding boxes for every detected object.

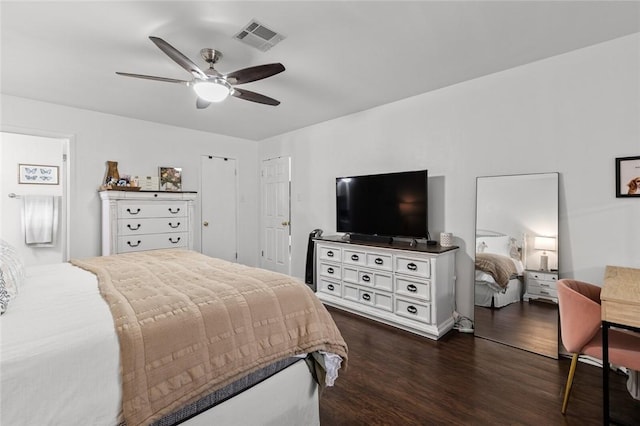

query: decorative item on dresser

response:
[99,190,196,255]
[523,269,558,303]
[314,235,458,340]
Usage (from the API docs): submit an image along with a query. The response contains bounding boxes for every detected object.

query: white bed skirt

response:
[475,278,522,308]
[183,360,319,426]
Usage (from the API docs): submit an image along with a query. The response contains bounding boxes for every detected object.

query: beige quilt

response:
[71,249,348,426]
[475,252,518,288]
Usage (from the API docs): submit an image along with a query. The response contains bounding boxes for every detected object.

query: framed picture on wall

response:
[159,166,182,191]
[18,164,59,185]
[615,156,640,197]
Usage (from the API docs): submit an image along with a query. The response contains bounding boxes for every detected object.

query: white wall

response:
[0,96,260,265]
[260,34,640,319]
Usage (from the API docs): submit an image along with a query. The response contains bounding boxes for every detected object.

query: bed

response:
[0,247,347,426]
[474,231,524,308]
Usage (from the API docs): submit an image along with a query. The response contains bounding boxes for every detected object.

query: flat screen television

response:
[336,170,428,240]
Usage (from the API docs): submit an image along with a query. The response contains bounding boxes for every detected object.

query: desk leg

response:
[602,321,610,425]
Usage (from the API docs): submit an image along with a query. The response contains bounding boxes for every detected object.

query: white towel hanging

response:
[22,195,59,247]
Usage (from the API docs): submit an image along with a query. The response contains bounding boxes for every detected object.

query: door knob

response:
[281,221,290,226]
[203,221,209,227]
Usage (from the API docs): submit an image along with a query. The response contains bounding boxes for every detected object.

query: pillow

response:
[475,235,511,257]
[0,239,25,302]
[0,269,9,314]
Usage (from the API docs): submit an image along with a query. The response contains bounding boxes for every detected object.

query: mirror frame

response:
[474,172,559,358]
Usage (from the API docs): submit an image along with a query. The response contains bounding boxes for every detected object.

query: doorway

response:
[200,155,238,262]
[260,156,291,275]
[0,132,69,265]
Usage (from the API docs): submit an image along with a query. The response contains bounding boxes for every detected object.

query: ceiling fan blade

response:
[196,97,211,109]
[149,36,208,80]
[115,72,190,85]
[225,63,285,85]
[232,88,280,106]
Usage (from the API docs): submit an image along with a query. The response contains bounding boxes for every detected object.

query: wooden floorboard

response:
[320,307,640,425]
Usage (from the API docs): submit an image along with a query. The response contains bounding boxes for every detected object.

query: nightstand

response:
[523,270,558,303]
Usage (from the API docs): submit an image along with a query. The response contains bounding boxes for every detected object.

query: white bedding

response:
[1,262,330,426]
[0,263,121,425]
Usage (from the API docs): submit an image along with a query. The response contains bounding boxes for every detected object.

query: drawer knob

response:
[327,267,334,274]
[126,208,141,215]
[168,207,181,214]
[327,251,334,257]
[407,284,418,293]
[168,222,181,229]
[407,305,418,314]
[127,224,141,231]
[362,293,371,302]
[127,240,141,247]
[407,262,418,271]
[374,258,383,265]
[351,254,359,261]
[169,237,181,244]
[362,275,371,282]
[327,284,335,291]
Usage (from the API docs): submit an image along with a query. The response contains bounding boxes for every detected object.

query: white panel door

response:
[261,157,290,274]
[201,155,237,262]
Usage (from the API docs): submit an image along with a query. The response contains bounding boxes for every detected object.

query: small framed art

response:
[615,156,640,197]
[18,164,59,185]
[159,167,182,191]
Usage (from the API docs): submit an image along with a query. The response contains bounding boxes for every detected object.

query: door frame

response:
[1,126,73,261]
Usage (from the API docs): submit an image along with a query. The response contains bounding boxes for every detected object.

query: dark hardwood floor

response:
[320,307,640,425]
[474,300,559,358]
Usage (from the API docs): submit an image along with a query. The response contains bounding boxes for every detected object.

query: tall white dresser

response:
[100,190,197,256]
[314,236,458,340]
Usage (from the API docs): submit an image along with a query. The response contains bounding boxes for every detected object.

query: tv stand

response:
[348,234,393,244]
[314,237,458,340]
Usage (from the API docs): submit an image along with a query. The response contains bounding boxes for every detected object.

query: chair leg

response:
[562,353,579,415]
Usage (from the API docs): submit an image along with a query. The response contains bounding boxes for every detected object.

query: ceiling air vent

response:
[234,19,285,52]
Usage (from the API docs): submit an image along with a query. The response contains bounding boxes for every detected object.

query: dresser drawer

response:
[395,298,431,324]
[343,283,393,312]
[365,252,392,271]
[395,277,430,302]
[395,255,431,278]
[318,262,341,279]
[343,249,366,266]
[527,271,557,283]
[342,267,393,291]
[117,232,188,253]
[318,245,341,262]
[118,217,187,235]
[527,284,558,299]
[117,202,187,219]
[318,278,341,297]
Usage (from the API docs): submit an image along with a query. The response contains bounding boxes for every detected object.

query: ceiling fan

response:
[116,36,285,108]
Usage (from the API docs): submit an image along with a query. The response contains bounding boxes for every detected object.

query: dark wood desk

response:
[601,265,640,425]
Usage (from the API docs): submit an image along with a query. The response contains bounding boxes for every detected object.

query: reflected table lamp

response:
[535,236,556,271]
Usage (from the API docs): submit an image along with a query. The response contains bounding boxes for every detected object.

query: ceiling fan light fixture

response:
[193,78,231,102]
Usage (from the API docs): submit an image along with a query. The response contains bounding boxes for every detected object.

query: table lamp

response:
[534,236,556,271]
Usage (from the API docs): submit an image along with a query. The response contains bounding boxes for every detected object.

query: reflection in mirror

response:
[474,173,559,358]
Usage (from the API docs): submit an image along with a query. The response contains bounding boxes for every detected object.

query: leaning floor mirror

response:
[474,173,559,358]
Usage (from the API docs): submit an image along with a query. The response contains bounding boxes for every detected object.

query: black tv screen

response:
[336,170,428,239]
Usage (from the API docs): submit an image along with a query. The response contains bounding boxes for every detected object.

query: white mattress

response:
[0,263,122,426]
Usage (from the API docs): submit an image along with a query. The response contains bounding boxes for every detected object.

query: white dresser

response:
[100,190,197,256]
[523,269,558,303]
[314,237,458,340]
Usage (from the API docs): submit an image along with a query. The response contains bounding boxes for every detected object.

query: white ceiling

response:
[2,1,639,141]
